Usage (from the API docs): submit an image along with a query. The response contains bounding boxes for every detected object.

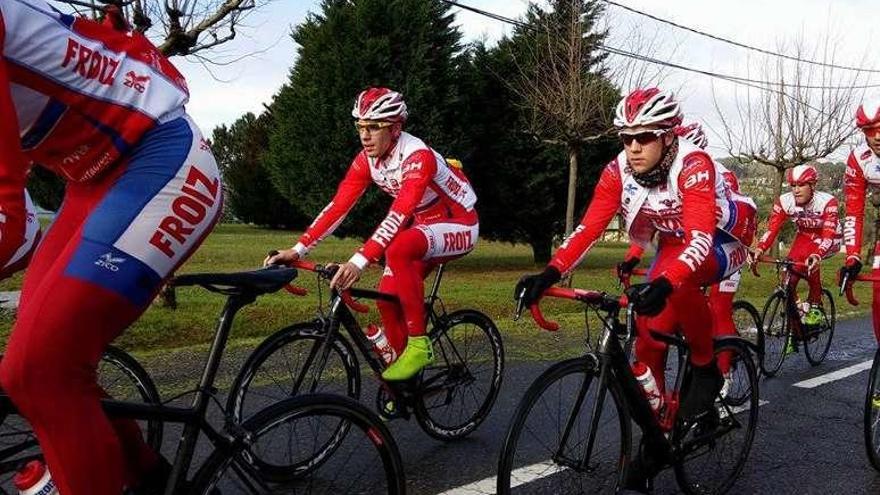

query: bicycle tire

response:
[759,291,789,377]
[0,346,162,491]
[227,321,361,423]
[414,309,504,441]
[731,300,761,350]
[865,349,880,471]
[496,357,631,494]
[803,289,836,366]
[673,338,759,495]
[190,394,406,495]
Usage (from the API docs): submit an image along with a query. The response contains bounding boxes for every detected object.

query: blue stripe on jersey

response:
[20,100,67,150]
[64,117,192,305]
[84,114,131,154]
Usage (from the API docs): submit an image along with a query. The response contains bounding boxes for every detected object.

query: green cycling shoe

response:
[802,307,824,327]
[381,335,434,381]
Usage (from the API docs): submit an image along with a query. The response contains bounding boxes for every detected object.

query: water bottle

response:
[14,461,58,495]
[366,324,397,365]
[632,361,663,413]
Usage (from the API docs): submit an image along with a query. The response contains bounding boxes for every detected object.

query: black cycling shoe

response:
[678,359,723,423]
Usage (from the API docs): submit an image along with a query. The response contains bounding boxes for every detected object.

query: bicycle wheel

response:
[803,289,836,366]
[673,339,759,495]
[190,394,406,495]
[0,346,162,492]
[227,322,361,423]
[731,301,761,349]
[759,291,789,377]
[414,309,504,440]
[864,349,880,471]
[100,346,163,450]
[497,357,631,494]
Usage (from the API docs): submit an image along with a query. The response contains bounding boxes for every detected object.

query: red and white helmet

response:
[786,164,818,186]
[614,88,683,129]
[352,87,408,122]
[674,122,708,149]
[856,100,880,128]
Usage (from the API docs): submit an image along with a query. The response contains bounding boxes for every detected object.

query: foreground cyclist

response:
[842,101,880,341]
[752,164,839,351]
[618,121,754,392]
[516,89,755,493]
[0,3,222,494]
[267,88,478,381]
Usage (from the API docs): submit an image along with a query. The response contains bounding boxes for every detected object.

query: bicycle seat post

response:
[428,263,446,301]
[164,292,253,495]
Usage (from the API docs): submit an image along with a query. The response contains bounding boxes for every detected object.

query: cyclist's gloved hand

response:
[616,257,641,278]
[839,257,863,283]
[515,266,562,307]
[625,277,673,317]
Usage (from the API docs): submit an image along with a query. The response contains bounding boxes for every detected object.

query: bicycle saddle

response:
[172,266,298,295]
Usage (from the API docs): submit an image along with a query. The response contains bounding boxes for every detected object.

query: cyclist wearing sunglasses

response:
[0,2,222,494]
[267,87,478,381]
[753,164,840,338]
[841,101,880,341]
[618,121,755,394]
[516,88,756,421]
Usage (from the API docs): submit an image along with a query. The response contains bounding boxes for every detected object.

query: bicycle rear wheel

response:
[673,339,759,495]
[864,349,880,471]
[0,346,162,491]
[415,309,504,440]
[190,394,406,495]
[759,291,789,377]
[803,289,836,366]
[496,357,630,494]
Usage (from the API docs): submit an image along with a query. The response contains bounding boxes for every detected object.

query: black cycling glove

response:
[514,266,562,307]
[625,277,673,317]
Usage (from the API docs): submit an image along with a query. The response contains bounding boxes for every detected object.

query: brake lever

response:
[514,288,526,321]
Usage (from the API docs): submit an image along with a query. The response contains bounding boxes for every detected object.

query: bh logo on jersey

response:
[95,252,126,272]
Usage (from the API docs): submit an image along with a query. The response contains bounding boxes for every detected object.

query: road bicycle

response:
[752,255,835,376]
[0,266,406,494]
[228,260,504,440]
[497,286,759,494]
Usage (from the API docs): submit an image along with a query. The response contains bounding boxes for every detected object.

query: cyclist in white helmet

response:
[267,87,479,381]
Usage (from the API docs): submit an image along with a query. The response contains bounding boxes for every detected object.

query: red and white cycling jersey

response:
[757,191,840,259]
[550,140,754,286]
[844,143,880,259]
[294,131,477,268]
[0,0,189,266]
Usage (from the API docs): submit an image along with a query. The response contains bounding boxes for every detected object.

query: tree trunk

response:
[531,237,552,264]
[565,144,579,236]
[772,166,786,257]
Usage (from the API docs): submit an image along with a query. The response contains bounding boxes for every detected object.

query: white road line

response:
[438,399,768,495]
[793,359,873,389]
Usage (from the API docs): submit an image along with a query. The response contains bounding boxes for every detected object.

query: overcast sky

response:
[176,0,880,160]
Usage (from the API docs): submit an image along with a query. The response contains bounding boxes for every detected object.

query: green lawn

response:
[0,223,872,362]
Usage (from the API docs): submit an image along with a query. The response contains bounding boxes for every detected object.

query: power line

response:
[439,0,854,124]
[599,0,880,74]
[441,0,880,91]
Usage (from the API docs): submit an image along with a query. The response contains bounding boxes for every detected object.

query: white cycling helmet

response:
[856,99,880,128]
[352,87,408,122]
[786,164,818,186]
[673,122,708,149]
[614,88,683,129]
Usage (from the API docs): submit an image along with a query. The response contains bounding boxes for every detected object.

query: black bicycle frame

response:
[0,291,263,495]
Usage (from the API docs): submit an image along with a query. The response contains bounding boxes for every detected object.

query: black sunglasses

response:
[619,130,667,146]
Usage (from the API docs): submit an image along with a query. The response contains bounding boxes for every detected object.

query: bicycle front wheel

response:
[673,338,759,495]
[497,357,630,494]
[759,291,789,377]
[415,309,504,440]
[191,394,406,495]
[864,349,880,471]
[803,289,836,366]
